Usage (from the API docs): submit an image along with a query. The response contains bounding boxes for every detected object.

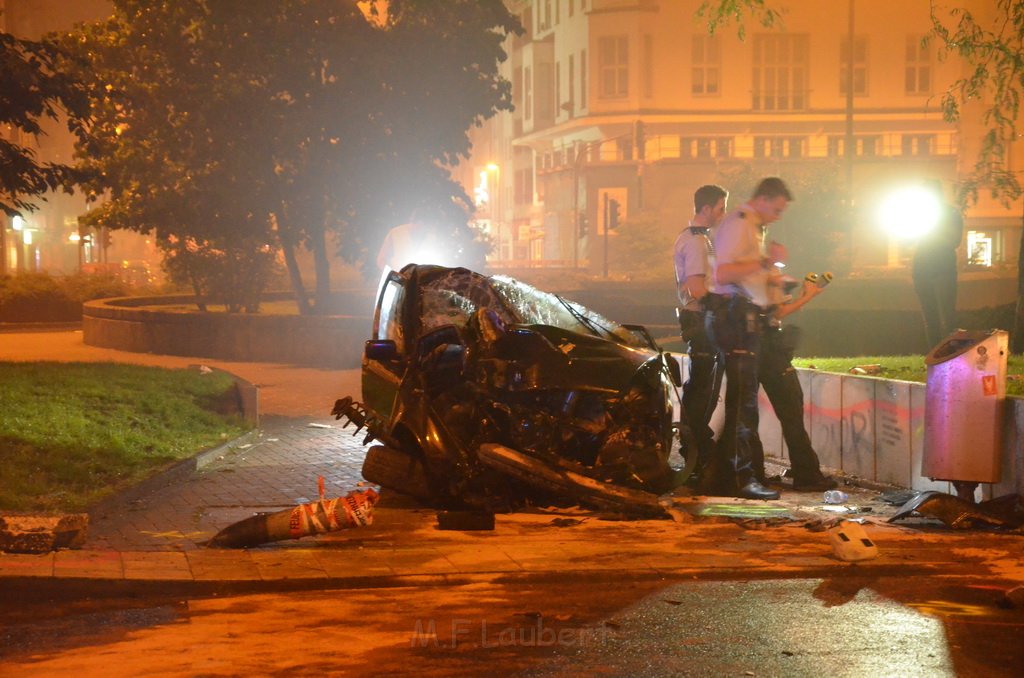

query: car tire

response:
[476,443,667,518]
[361,444,434,502]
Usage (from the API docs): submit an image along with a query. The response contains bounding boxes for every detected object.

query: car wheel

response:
[361,444,434,502]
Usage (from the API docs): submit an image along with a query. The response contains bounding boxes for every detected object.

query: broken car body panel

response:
[335,264,680,514]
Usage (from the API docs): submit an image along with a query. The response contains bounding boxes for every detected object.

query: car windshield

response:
[490,275,650,348]
[414,268,653,350]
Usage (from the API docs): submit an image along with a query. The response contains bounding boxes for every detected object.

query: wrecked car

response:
[333,264,684,516]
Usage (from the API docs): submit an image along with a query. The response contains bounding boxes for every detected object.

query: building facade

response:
[461,0,1023,279]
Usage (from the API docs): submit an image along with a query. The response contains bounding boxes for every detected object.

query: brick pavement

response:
[85,415,373,552]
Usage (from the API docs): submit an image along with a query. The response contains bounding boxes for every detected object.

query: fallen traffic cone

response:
[207,481,379,548]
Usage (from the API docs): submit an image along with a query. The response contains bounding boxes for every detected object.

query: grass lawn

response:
[793,354,1024,397]
[0,362,251,513]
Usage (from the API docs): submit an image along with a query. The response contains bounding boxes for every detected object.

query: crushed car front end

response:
[334,264,680,514]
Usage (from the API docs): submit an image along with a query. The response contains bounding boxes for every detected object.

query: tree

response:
[66,0,519,313]
[66,1,287,311]
[697,0,1024,351]
[929,0,1024,351]
[0,31,87,219]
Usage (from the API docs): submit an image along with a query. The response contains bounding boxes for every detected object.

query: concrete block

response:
[0,513,88,554]
[842,377,876,480]
[994,398,1024,497]
[757,386,784,460]
[874,380,913,487]
[808,371,843,470]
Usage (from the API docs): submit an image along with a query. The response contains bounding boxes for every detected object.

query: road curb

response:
[0,557,1011,604]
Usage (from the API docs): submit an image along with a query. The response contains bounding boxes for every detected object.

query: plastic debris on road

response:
[828,519,879,562]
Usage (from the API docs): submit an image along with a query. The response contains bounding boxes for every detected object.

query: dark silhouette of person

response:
[912,181,963,350]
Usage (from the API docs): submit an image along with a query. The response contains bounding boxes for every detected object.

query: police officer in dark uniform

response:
[702,178,792,500]
[673,185,728,480]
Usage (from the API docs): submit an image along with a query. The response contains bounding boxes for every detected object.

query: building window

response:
[568,54,575,114]
[643,35,653,98]
[967,230,996,267]
[902,133,934,156]
[905,35,931,95]
[828,135,880,157]
[598,35,629,99]
[617,137,633,161]
[540,0,552,31]
[556,60,562,115]
[860,136,880,156]
[514,162,533,206]
[580,49,588,107]
[525,66,532,120]
[680,137,732,159]
[840,36,868,96]
[752,34,809,111]
[691,35,721,96]
[754,136,805,158]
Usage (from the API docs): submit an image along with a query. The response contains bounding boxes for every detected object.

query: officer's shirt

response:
[711,203,772,308]
[673,223,715,310]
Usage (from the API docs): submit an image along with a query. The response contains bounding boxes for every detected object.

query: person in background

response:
[912,180,963,350]
[673,184,728,484]
[377,207,444,273]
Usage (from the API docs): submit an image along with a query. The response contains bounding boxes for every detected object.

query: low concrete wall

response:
[767,370,1024,500]
[83,294,370,369]
[675,356,1023,497]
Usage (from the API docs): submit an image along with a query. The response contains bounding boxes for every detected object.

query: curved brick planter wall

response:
[83,293,371,369]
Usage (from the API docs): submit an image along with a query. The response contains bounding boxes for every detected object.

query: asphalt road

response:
[1,575,1022,676]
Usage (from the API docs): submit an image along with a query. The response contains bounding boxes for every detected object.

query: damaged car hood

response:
[485,323,662,394]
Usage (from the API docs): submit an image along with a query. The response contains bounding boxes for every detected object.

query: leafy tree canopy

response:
[0,31,88,217]
[66,0,520,311]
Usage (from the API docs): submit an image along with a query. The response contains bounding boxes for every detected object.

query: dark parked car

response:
[333,264,684,515]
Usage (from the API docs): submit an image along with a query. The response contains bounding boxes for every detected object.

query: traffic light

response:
[578,211,588,238]
[608,199,621,230]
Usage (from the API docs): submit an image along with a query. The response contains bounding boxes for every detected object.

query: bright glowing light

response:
[23,230,32,245]
[12,216,24,231]
[69,232,81,243]
[486,163,499,172]
[474,170,490,206]
[878,186,941,240]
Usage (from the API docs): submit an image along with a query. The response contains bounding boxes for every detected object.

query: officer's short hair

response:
[694,184,728,213]
[753,177,793,202]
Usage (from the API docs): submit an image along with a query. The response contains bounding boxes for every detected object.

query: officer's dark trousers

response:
[757,327,823,482]
[679,314,722,473]
[705,299,762,491]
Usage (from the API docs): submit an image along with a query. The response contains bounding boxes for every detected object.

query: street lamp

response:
[878,185,941,240]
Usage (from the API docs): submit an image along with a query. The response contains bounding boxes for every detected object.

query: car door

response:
[361,271,408,420]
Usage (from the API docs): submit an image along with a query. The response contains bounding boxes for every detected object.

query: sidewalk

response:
[2,330,1023,596]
